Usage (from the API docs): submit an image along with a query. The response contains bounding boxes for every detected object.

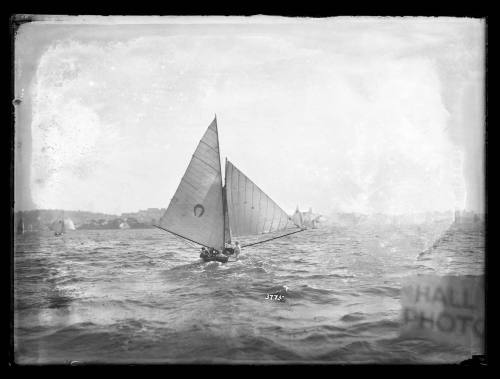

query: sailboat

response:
[292,206,304,229]
[53,220,65,236]
[291,206,322,229]
[155,117,304,263]
[17,217,24,235]
[52,212,65,236]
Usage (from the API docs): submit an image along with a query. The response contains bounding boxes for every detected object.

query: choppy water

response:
[13,221,484,364]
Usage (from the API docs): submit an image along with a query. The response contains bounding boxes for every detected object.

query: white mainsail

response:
[225,160,298,238]
[302,208,312,227]
[158,118,226,251]
[51,219,65,234]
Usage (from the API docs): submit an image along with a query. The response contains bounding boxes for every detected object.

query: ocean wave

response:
[360,285,400,297]
[347,319,400,334]
[340,312,366,322]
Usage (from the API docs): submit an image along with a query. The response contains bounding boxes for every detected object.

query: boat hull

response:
[201,255,228,263]
[200,251,228,263]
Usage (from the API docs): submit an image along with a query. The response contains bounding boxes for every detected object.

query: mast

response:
[223,157,231,245]
[215,114,226,249]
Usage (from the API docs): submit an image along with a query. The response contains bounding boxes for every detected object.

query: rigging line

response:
[241,228,307,248]
[153,225,210,249]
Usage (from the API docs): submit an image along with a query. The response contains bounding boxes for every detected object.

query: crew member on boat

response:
[222,243,235,256]
[234,241,241,258]
[200,247,208,259]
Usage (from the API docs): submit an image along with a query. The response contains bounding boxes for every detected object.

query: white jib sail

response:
[159,118,225,251]
[225,160,297,238]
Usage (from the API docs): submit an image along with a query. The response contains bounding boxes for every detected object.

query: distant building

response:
[453,210,484,228]
[120,208,165,225]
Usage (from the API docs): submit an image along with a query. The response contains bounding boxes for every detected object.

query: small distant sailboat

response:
[292,206,322,229]
[155,117,304,263]
[51,212,66,236]
[53,220,65,236]
[119,221,130,229]
[292,206,304,229]
[17,217,25,235]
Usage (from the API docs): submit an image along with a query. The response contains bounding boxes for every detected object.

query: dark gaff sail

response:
[158,118,225,251]
[225,160,298,239]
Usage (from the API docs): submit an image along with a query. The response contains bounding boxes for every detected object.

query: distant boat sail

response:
[291,206,322,229]
[292,206,304,229]
[156,117,304,260]
[53,219,65,236]
[17,218,24,235]
[51,212,66,236]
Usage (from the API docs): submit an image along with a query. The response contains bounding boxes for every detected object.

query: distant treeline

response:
[13,209,163,231]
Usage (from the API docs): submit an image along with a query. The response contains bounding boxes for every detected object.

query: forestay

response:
[225,160,298,238]
[158,118,225,251]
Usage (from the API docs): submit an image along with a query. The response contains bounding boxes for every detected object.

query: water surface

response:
[14,221,484,364]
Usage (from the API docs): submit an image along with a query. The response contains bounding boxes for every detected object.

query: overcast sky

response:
[14,16,485,215]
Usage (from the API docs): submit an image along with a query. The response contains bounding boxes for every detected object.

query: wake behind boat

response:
[155,116,304,263]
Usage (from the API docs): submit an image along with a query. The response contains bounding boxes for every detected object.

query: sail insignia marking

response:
[194,204,205,217]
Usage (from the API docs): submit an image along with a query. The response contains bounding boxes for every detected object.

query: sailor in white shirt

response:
[234,241,241,258]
